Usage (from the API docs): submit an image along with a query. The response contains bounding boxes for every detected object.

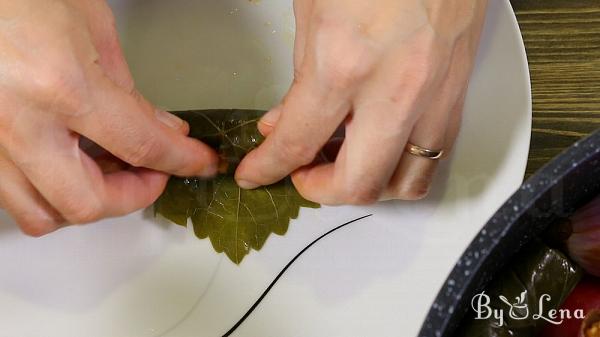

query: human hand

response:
[236,0,488,205]
[0,0,218,236]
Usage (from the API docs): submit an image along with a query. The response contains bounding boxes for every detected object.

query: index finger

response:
[68,68,219,177]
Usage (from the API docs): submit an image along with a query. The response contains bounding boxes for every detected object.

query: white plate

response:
[0,1,531,336]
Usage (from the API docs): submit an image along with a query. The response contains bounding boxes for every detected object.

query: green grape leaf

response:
[154,109,320,264]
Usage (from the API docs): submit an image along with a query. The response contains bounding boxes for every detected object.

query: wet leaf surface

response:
[154,110,319,264]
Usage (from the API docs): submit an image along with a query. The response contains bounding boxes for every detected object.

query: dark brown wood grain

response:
[510,0,600,178]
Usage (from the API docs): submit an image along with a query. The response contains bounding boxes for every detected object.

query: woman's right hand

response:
[0,0,218,236]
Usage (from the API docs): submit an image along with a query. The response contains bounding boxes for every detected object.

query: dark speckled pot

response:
[419,129,600,337]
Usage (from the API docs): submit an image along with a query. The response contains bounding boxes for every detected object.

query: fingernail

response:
[259,108,281,127]
[292,168,308,181]
[156,109,185,129]
[237,179,260,190]
[200,162,219,177]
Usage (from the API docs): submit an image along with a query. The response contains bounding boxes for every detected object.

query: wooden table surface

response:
[511,0,600,178]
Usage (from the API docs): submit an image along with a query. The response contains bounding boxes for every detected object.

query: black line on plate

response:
[222,214,373,337]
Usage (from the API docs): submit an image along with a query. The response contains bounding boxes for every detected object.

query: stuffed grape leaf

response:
[456,241,583,337]
[154,109,320,264]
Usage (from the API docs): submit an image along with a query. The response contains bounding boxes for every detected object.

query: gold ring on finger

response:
[405,142,444,160]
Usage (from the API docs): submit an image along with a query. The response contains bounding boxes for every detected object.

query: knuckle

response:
[273,136,316,166]
[63,201,103,224]
[17,216,56,237]
[408,63,436,89]
[406,41,450,88]
[293,68,305,84]
[123,137,161,168]
[395,181,432,201]
[402,187,430,201]
[49,1,76,23]
[28,67,83,113]
[321,54,371,90]
[341,181,382,205]
[20,224,51,237]
[59,190,105,224]
[0,119,11,147]
[313,25,374,90]
[30,68,67,96]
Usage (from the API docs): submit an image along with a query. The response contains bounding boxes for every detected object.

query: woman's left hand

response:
[236,0,488,205]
